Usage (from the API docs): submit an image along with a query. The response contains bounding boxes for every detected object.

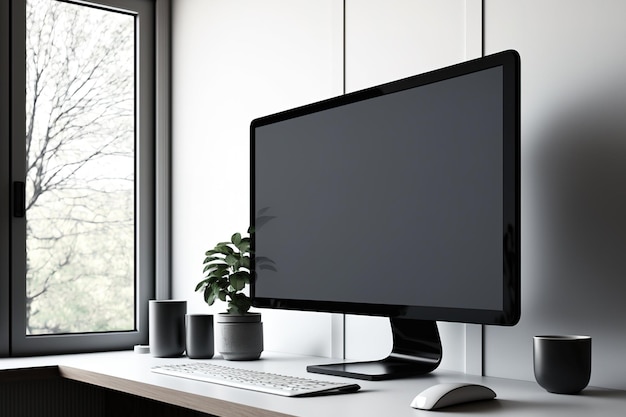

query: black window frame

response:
[0,0,171,356]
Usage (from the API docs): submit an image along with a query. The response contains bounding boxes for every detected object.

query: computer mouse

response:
[410,382,496,410]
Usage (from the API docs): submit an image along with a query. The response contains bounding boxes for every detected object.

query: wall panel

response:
[484,0,626,390]
[171,0,343,356]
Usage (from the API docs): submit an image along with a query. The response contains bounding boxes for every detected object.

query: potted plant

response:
[195,229,263,360]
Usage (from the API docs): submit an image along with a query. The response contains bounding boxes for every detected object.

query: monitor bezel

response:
[250,50,520,327]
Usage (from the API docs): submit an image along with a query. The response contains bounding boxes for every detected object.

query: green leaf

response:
[210,244,234,256]
[230,271,250,291]
[231,232,242,246]
[203,256,222,265]
[195,279,209,292]
[224,254,239,267]
[228,293,252,314]
[204,261,228,271]
[236,238,250,254]
[203,262,229,274]
[216,241,234,250]
[205,249,227,257]
[204,286,217,305]
[230,279,245,292]
[211,281,224,295]
[206,276,221,286]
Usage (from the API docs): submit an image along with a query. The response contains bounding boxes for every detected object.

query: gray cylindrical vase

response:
[186,314,214,359]
[217,312,263,361]
[149,300,187,357]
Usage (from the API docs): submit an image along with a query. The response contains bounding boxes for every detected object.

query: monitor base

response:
[307,318,442,381]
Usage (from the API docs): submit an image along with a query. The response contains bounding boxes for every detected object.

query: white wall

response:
[344,0,467,90]
[483,0,626,390]
[171,0,343,357]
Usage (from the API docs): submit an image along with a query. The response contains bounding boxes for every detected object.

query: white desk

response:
[1,351,625,417]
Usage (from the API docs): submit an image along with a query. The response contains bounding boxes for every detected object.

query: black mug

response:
[533,335,591,394]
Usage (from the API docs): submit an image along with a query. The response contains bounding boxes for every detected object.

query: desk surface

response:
[1,351,625,417]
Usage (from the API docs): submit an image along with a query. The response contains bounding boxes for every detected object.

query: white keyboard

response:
[151,362,360,397]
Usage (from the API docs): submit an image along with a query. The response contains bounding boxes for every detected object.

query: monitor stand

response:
[306,318,442,381]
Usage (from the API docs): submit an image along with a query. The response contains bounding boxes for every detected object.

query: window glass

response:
[25,0,136,334]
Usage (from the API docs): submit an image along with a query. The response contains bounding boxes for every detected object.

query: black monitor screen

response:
[251,51,520,333]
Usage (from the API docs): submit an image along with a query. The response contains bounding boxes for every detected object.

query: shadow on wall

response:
[525,83,626,331]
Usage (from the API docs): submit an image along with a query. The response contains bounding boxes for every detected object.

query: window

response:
[1,0,168,355]
[25,0,138,336]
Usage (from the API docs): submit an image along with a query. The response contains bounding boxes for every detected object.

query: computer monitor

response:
[250,50,520,381]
